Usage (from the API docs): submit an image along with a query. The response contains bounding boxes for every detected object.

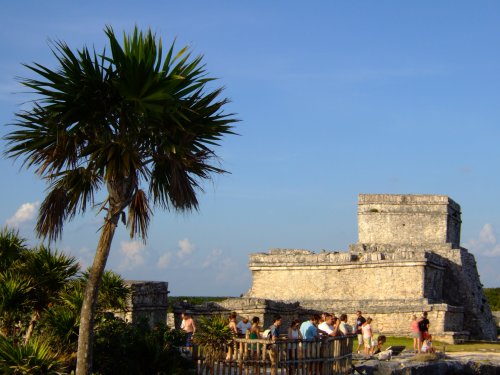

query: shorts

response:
[357,334,364,345]
[411,331,421,339]
[185,332,193,347]
[363,337,372,349]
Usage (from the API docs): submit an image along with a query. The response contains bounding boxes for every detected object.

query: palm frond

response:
[127,189,151,239]
[35,187,70,242]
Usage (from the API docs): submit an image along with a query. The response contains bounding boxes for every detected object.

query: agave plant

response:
[0,228,27,272]
[0,335,67,374]
[0,271,33,337]
[20,246,79,343]
[80,269,130,312]
[39,304,80,354]
[193,315,233,372]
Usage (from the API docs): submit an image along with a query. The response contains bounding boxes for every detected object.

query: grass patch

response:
[353,336,500,353]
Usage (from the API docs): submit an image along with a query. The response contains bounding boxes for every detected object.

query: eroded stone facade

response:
[115,281,169,327]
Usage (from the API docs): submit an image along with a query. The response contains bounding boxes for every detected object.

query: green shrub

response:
[193,315,233,371]
[0,335,67,374]
[484,288,500,311]
[92,315,192,375]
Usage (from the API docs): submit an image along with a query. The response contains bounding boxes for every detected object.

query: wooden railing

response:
[194,335,354,375]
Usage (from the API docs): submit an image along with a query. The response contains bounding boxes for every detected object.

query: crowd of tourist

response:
[180,309,435,357]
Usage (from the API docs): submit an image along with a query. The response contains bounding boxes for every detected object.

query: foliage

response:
[0,228,27,272]
[38,304,80,353]
[0,335,67,374]
[37,270,129,354]
[92,316,192,375]
[0,271,33,337]
[193,315,233,370]
[484,288,500,311]
[80,270,130,311]
[20,246,79,309]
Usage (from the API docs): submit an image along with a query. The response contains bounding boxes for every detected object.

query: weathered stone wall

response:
[115,281,169,327]
[358,194,461,248]
[247,249,446,302]
[172,298,300,332]
[171,297,467,344]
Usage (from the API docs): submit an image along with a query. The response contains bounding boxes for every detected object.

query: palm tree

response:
[20,246,79,343]
[4,26,236,374]
[0,227,27,272]
[80,269,129,312]
[38,271,128,359]
[0,271,33,337]
[194,315,234,374]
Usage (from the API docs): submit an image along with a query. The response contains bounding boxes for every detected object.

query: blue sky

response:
[1,1,500,296]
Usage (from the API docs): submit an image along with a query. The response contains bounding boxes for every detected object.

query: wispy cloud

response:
[466,223,500,257]
[202,248,223,268]
[5,201,39,227]
[118,240,146,270]
[156,238,195,269]
[77,247,93,271]
[157,251,173,269]
[177,238,195,258]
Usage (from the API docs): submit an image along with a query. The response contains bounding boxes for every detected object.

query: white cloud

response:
[214,258,239,282]
[479,224,496,245]
[157,251,173,269]
[77,247,93,271]
[202,248,223,268]
[5,201,39,227]
[466,223,500,257]
[177,238,195,258]
[118,240,146,270]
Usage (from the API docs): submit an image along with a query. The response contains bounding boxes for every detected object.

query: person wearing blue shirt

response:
[300,314,320,341]
[267,314,282,375]
[269,314,282,342]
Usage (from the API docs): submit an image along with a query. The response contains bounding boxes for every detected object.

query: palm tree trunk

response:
[75,206,121,375]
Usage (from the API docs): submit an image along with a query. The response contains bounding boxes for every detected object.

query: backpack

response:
[262,329,271,339]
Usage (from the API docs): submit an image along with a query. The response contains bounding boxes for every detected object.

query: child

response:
[361,317,373,357]
[421,334,435,353]
[371,335,386,355]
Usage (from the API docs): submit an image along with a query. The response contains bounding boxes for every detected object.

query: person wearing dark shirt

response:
[355,310,366,353]
[418,311,430,339]
[268,315,282,375]
[269,314,282,342]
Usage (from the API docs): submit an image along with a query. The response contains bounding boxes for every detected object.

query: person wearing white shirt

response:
[236,316,252,336]
[317,313,341,337]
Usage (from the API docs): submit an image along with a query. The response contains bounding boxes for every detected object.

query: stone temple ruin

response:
[243,194,497,343]
[125,194,497,344]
